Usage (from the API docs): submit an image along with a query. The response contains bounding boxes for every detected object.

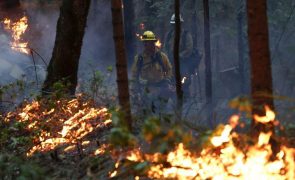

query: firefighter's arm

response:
[179,32,193,59]
[131,55,139,80]
[130,55,140,91]
[163,32,169,53]
[161,53,173,80]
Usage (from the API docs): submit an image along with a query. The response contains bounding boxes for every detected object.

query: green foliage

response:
[0,79,27,102]
[78,66,117,106]
[107,65,113,73]
[109,109,138,147]
[110,127,138,147]
[142,117,161,142]
[229,96,251,113]
[0,154,45,179]
[51,80,71,99]
[90,70,104,97]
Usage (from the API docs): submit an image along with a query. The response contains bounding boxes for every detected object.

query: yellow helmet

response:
[141,31,157,41]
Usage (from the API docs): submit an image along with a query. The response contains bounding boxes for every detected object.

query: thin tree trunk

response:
[203,0,212,104]
[174,0,183,119]
[111,0,132,130]
[123,0,136,67]
[247,0,274,134]
[42,0,91,95]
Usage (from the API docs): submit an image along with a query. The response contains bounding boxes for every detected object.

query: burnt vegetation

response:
[0,0,294,179]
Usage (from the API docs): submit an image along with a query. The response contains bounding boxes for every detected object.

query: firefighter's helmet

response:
[170,14,184,24]
[141,31,157,41]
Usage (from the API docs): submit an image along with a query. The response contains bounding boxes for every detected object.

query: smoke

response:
[0,0,117,107]
[79,0,116,81]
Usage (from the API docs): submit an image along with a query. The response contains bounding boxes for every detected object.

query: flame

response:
[254,105,275,124]
[136,33,143,40]
[155,40,162,49]
[3,16,30,54]
[110,114,295,179]
[4,96,112,157]
[94,144,109,155]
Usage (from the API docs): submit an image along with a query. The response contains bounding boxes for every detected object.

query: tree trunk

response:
[0,0,20,9]
[174,0,183,119]
[111,0,132,130]
[247,0,274,134]
[203,0,212,103]
[123,0,136,67]
[42,0,91,95]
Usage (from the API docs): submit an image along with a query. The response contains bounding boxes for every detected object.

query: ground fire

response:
[2,16,29,54]
[109,107,295,179]
[3,95,112,157]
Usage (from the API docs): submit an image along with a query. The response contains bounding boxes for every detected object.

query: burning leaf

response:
[3,96,111,157]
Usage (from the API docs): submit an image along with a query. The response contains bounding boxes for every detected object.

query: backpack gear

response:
[166,30,201,74]
[136,51,168,80]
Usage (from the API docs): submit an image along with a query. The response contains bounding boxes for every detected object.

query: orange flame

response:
[4,97,111,157]
[155,40,162,49]
[3,16,29,54]
[254,105,275,124]
[110,114,295,179]
[136,33,143,40]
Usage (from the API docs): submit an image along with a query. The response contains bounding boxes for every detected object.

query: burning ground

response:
[108,109,295,180]
[0,95,113,178]
[0,96,294,179]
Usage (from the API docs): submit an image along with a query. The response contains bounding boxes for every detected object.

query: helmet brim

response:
[141,39,157,41]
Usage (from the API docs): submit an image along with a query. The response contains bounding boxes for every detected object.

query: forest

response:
[0,0,294,179]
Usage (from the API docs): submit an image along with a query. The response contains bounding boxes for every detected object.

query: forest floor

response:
[0,94,295,179]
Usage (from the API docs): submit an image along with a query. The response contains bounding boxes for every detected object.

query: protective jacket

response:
[131,51,172,85]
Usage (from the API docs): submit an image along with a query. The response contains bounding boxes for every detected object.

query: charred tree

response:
[247,0,274,134]
[42,0,91,95]
[174,0,183,119]
[203,0,212,103]
[123,0,136,67]
[111,0,132,130]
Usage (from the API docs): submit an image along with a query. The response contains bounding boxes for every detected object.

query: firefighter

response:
[131,30,173,113]
[164,14,200,99]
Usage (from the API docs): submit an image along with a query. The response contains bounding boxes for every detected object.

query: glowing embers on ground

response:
[110,107,295,179]
[2,16,30,54]
[4,96,111,156]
